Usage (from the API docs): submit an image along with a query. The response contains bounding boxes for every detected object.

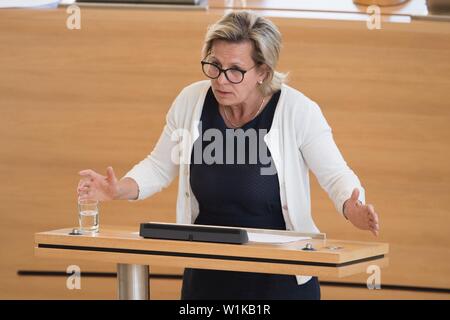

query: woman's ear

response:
[257,64,270,83]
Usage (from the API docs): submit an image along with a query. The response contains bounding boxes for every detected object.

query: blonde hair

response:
[202,11,287,96]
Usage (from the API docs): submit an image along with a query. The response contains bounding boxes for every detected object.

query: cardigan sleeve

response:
[123,93,182,201]
[299,101,366,215]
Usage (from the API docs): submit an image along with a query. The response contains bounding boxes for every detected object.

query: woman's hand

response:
[77,166,119,202]
[343,188,380,237]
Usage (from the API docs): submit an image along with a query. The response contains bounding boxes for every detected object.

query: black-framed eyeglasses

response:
[201,60,258,84]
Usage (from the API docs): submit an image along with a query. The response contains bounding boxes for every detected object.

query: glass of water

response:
[78,198,99,234]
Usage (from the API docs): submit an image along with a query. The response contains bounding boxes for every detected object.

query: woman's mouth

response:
[216,89,232,96]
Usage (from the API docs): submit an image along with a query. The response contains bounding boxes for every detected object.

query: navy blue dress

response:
[181,88,320,300]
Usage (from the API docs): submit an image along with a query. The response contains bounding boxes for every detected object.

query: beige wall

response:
[0,8,449,299]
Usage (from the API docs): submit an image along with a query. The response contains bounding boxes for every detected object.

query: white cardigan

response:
[124,80,365,285]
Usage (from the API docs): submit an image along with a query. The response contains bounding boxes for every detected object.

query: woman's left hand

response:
[343,188,380,237]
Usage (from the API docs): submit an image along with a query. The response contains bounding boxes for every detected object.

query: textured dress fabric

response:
[181,88,320,300]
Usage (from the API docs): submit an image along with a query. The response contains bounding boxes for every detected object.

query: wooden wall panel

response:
[0,8,449,298]
[5,276,449,300]
[321,285,450,300]
[1,275,182,300]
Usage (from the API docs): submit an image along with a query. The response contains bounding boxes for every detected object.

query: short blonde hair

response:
[202,11,287,96]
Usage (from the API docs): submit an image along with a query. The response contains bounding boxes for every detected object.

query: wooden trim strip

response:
[17,270,181,279]
[37,243,384,268]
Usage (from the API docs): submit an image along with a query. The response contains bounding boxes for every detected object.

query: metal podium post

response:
[117,264,149,300]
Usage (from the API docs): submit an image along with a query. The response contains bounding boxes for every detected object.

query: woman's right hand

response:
[77,166,119,202]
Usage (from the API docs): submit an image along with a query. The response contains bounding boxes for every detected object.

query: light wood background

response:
[0,7,449,299]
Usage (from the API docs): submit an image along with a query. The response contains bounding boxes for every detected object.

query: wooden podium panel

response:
[35,226,388,279]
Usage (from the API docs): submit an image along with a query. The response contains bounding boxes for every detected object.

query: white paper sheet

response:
[247,232,311,244]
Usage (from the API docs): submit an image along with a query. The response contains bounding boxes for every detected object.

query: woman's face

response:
[206,40,266,106]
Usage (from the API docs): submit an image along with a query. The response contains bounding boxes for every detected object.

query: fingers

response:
[77,182,91,200]
[106,166,118,184]
[78,186,100,201]
[350,188,360,202]
[77,169,96,196]
[77,167,112,201]
[367,220,379,237]
[78,191,93,201]
[77,168,107,195]
[79,169,96,179]
[79,169,105,181]
[368,204,380,231]
[349,200,380,237]
[77,178,90,191]
[354,203,379,235]
[78,190,88,200]
[369,220,379,231]
[368,205,379,224]
[78,185,90,193]
[367,204,379,237]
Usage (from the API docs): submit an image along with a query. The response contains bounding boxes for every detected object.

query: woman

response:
[77,11,379,300]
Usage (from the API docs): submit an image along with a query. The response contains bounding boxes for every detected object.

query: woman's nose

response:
[216,71,229,85]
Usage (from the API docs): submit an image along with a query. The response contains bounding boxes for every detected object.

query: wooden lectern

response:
[34,226,389,300]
